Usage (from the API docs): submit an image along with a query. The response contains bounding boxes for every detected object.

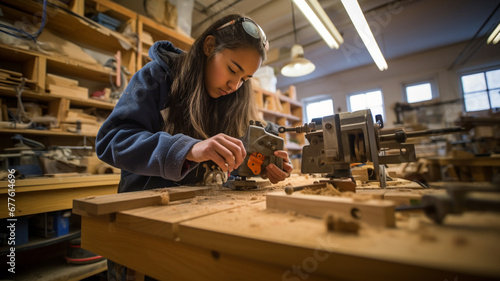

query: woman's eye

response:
[228,67,236,74]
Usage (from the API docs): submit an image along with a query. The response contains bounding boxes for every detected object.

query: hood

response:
[148,41,184,71]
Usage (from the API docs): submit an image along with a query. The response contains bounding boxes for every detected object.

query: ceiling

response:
[191,0,500,89]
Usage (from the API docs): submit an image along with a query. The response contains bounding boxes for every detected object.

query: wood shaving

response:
[160,192,170,205]
[302,183,342,196]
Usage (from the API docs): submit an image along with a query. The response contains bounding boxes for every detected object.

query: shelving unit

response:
[252,81,304,172]
[137,14,194,68]
[0,0,194,140]
[0,0,193,279]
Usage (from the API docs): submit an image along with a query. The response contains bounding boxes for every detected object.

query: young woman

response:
[97,14,292,190]
[96,13,293,281]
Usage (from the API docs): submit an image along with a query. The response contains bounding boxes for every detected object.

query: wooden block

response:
[351,166,369,181]
[60,122,102,135]
[46,73,79,88]
[81,153,104,174]
[47,84,88,100]
[266,191,395,228]
[65,109,98,124]
[253,89,264,109]
[73,186,213,216]
[285,85,296,100]
[48,98,70,127]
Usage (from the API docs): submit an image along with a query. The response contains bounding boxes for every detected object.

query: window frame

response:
[459,66,500,112]
[302,95,334,124]
[347,88,386,121]
[403,79,439,104]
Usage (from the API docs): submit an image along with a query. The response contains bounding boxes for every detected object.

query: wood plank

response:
[115,193,263,240]
[73,186,213,216]
[0,68,22,77]
[46,73,79,88]
[47,84,89,100]
[266,191,396,228]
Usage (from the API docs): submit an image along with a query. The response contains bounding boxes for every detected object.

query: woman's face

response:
[204,38,262,98]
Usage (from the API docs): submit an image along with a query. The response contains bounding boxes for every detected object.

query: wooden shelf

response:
[252,83,305,158]
[0,43,117,85]
[6,255,107,281]
[0,229,81,255]
[0,174,120,218]
[0,0,136,54]
[0,85,115,110]
[138,15,194,51]
[0,128,98,137]
[259,108,301,122]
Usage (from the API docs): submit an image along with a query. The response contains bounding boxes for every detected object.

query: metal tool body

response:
[227,121,284,189]
[397,183,500,224]
[279,109,465,189]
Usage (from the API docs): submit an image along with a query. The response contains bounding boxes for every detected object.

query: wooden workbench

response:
[75,176,500,281]
[0,174,119,218]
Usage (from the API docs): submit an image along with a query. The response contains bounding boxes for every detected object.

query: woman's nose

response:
[228,78,242,92]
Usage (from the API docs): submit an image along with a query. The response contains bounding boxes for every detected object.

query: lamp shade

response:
[281,44,316,77]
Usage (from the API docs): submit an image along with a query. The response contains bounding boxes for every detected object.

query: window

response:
[304,98,334,123]
[348,89,385,121]
[461,69,500,112]
[404,81,436,103]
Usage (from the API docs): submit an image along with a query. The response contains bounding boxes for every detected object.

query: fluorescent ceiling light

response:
[341,0,388,71]
[292,0,344,49]
[487,22,500,44]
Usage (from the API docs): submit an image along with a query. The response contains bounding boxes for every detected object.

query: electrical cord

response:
[14,77,31,125]
[0,0,47,42]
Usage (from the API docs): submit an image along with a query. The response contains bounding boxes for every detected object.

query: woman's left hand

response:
[263,150,293,184]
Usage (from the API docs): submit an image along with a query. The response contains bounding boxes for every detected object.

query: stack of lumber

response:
[0,68,32,88]
[61,109,102,135]
[46,73,88,100]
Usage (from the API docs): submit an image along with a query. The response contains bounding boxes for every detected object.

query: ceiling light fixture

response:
[340,0,388,71]
[281,44,316,77]
[487,22,500,44]
[281,2,316,77]
[292,0,344,49]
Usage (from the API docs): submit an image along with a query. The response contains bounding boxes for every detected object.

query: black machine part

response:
[396,183,500,224]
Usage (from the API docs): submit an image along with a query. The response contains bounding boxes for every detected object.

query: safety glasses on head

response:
[217,17,269,51]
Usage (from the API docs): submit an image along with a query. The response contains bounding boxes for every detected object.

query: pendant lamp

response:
[281,2,316,77]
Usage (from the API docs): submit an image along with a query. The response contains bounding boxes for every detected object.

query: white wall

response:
[293,42,500,128]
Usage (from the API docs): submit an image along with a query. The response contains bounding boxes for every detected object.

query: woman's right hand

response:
[186,133,246,172]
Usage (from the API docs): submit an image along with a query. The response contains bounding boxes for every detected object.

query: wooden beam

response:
[73,186,212,216]
[266,191,396,228]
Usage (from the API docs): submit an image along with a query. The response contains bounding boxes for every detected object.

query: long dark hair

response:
[165,14,267,139]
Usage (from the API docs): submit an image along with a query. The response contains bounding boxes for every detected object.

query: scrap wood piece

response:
[73,186,212,217]
[0,68,22,77]
[266,191,396,228]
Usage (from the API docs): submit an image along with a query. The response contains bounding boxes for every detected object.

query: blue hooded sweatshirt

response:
[96,41,203,193]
